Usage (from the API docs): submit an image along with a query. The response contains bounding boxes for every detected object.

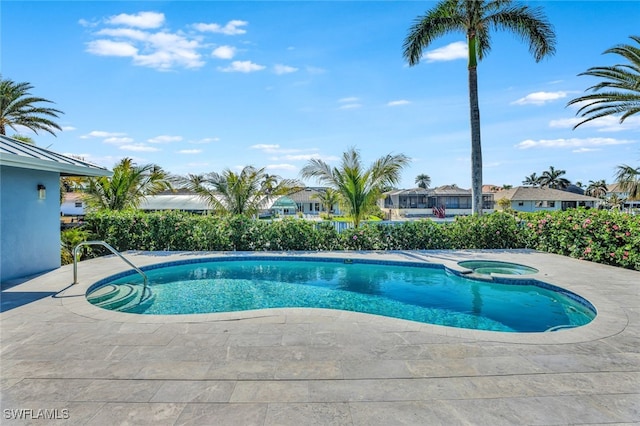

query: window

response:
[536,201,543,208]
[518,202,524,206]
[75,202,83,208]
[548,201,555,208]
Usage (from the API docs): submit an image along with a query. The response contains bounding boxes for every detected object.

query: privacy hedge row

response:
[82,209,640,271]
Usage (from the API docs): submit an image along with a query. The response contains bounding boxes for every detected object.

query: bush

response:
[81,209,640,271]
[519,209,640,270]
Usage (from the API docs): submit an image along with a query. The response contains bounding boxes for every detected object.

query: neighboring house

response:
[0,136,111,282]
[381,185,495,219]
[270,196,298,216]
[61,192,87,216]
[139,190,213,214]
[288,187,341,216]
[607,183,640,211]
[494,186,602,212]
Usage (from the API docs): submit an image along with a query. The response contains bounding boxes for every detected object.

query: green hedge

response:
[81,209,640,271]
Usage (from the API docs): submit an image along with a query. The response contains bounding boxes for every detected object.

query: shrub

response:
[81,209,639,271]
[519,209,640,270]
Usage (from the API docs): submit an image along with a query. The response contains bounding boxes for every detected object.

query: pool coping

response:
[59,249,631,345]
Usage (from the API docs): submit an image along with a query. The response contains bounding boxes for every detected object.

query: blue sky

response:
[3,1,639,189]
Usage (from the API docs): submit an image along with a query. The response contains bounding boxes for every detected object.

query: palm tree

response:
[403,0,555,214]
[522,173,541,187]
[311,188,340,219]
[585,179,608,198]
[84,158,173,211]
[184,166,301,217]
[615,164,640,200]
[415,174,431,189]
[300,147,409,228]
[539,166,570,190]
[606,193,626,210]
[567,36,640,129]
[0,76,63,136]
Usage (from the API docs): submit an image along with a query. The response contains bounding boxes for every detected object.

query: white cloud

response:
[61,126,76,131]
[86,39,138,57]
[81,130,127,139]
[190,137,220,144]
[107,11,165,29]
[550,115,640,132]
[338,97,359,103]
[194,20,248,35]
[339,103,362,110]
[266,164,297,171]
[212,45,236,59]
[148,135,183,144]
[274,64,298,75]
[218,60,265,73]
[120,144,160,152]
[423,41,467,62]
[104,137,134,144]
[281,153,339,161]
[251,144,280,152]
[387,100,410,107]
[515,137,635,149]
[512,91,568,106]
[573,148,600,153]
[85,16,204,70]
[178,149,203,154]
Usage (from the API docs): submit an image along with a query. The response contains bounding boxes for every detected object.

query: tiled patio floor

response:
[1,250,638,425]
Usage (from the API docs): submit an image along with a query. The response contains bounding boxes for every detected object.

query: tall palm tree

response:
[567,36,640,129]
[184,166,301,217]
[84,158,173,211]
[0,76,63,136]
[415,173,431,189]
[522,173,541,187]
[403,0,556,214]
[615,164,640,200]
[539,166,570,190]
[311,188,340,219]
[300,147,410,228]
[585,179,608,198]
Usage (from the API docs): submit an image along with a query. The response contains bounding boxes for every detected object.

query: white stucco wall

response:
[1,166,61,281]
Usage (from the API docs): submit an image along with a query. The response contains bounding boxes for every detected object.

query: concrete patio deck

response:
[1,250,638,425]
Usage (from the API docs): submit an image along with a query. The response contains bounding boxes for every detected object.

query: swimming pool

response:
[86,257,596,332]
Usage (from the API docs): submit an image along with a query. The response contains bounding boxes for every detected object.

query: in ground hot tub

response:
[458,260,538,275]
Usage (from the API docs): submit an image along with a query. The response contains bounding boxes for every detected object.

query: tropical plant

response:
[522,173,541,187]
[415,173,431,189]
[184,166,301,217]
[539,166,570,189]
[84,157,173,211]
[606,193,626,210]
[567,36,640,129]
[403,0,555,214]
[300,147,410,228]
[615,164,640,200]
[311,188,340,219]
[585,179,608,198]
[0,76,63,136]
[11,134,35,144]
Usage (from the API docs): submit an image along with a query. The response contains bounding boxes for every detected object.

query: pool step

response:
[87,284,152,312]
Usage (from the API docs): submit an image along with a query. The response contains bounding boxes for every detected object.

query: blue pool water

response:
[87,257,596,332]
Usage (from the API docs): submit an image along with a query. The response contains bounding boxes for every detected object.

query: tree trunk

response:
[468,65,483,215]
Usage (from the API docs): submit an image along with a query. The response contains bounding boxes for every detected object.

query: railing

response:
[73,241,149,304]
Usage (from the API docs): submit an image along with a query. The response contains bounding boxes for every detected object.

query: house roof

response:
[0,135,111,177]
[140,194,213,211]
[271,196,298,209]
[496,186,601,202]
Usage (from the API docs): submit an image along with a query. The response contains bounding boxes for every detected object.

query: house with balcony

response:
[380,185,494,219]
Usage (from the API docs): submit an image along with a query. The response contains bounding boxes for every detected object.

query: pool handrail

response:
[73,241,149,304]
